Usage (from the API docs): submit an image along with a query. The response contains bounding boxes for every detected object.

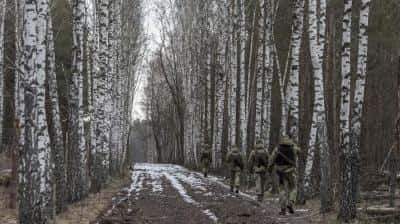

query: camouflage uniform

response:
[226,146,244,194]
[269,136,300,215]
[248,141,269,202]
[200,144,212,177]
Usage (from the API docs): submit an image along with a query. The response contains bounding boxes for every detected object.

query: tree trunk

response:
[338,0,356,221]
[390,55,400,208]
[349,0,371,209]
[19,0,53,222]
[93,0,110,192]
[246,0,261,154]
[46,14,66,213]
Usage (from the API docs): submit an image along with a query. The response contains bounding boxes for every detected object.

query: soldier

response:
[269,135,300,215]
[200,143,212,177]
[226,145,244,194]
[248,139,269,202]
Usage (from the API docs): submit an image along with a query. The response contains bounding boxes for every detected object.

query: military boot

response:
[287,201,295,214]
[257,194,263,202]
[279,208,286,216]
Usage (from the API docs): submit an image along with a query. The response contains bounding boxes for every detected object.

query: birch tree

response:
[37,0,53,216]
[349,0,371,207]
[67,0,88,202]
[0,0,5,151]
[93,0,110,191]
[286,0,304,141]
[261,0,276,147]
[246,0,261,153]
[338,0,355,221]
[339,0,371,220]
[19,0,53,222]
[304,0,332,212]
[46,14,66,213]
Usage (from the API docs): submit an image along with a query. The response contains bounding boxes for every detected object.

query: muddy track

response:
[95,163,314,224]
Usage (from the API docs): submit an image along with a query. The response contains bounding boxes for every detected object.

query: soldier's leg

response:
[256,173,263,201]
[260,172,266,197]
[287,172,296,213]
[278,171,288,214]
[235,171,241,193]
[234,171,241,188]
[204,164,209,177]
[270,168,280,194]
[230,170,235,192]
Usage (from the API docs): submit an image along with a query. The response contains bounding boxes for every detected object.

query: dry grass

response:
[0,207,17,224]
[0,177,129,224]
[55,177,129,224]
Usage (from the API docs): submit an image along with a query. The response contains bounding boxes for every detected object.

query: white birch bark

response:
[262,0,275,147]
[19,0,53,222]
[36,0,53,217]
[338,0,356,220]
[89,2,98,169]
[68,0,88,201]
[46,14,65,213]
[351,0,370,157]
[96,0,110,186]
[0,0,5,150]
[230,0,237,146]
[239,0,247,154]
[108,0,116,171]
[286,0,304,141]
[304,0,320,190]
[20,2,38,220]
[341,0,370,220]
[304,0,331,211]
[340,0,352,164]
[255,8,263,140]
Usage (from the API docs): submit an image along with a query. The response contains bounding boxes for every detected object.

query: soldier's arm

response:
[248,152,254,171]
[226,152,232,163]
[239,156,244,170]
[293,143,301,161]
[268,147,277,171]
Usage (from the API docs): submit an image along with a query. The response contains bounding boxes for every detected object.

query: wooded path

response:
[95,163,315,224]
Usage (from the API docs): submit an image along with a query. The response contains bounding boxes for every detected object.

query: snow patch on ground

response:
[203,192,214,197]
[174,172,207,192]
[162,170,219,223]
[164,172,197,204]
[147,170,164,193]
[195,171,258,201]
[135,163,207,192]
[202,209,218,222]
[128,169,145,198]
[295,209,309,213]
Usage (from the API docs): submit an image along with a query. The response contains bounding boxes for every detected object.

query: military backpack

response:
[275,144,295,166]
[255,149,268,168]
[230,152,243,169]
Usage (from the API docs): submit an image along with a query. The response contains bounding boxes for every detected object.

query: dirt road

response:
[95,163,315,224]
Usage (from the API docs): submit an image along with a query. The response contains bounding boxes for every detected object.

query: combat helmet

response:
[203,141,211,149]
[230,145,239,152]
[279,135,293,146]
[254,139,264,149]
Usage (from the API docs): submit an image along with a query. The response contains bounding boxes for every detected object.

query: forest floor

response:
[94,163,334,224]
[0,176,129,224]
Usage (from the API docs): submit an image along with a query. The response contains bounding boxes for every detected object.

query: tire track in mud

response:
[95,163,314,224]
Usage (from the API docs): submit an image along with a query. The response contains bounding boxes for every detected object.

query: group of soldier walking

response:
[200,136,299,216]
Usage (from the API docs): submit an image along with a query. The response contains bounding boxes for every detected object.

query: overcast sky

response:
[131,0,163,121]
